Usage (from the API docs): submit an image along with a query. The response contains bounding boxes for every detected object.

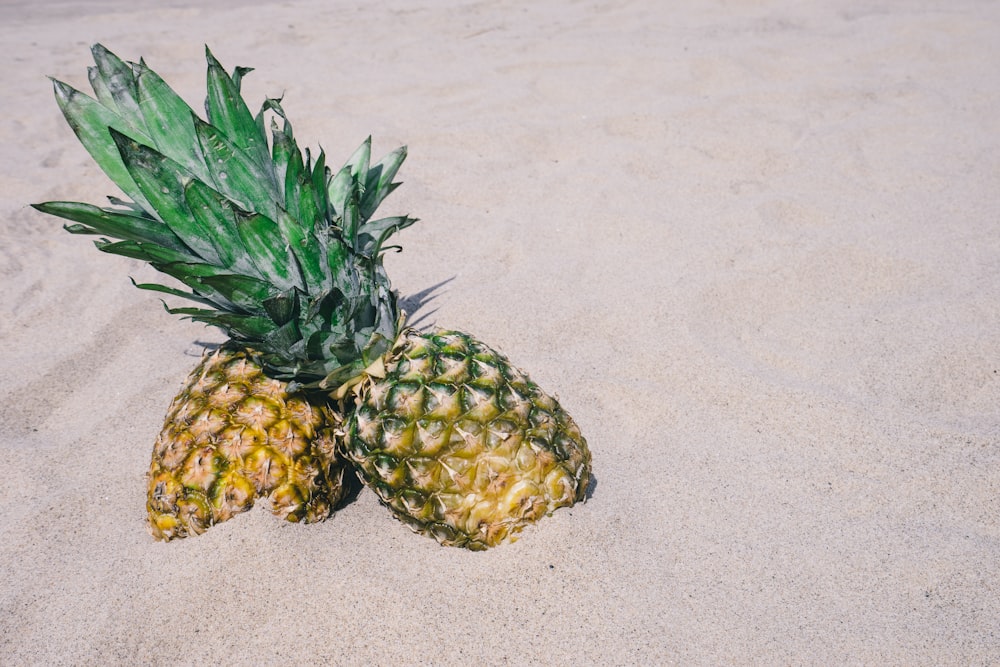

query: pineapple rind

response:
[146,348,349,541]
[344,330,591,550]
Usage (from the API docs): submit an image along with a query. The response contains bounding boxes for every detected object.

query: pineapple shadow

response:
[331,464,365,510]
[398,276,454,330]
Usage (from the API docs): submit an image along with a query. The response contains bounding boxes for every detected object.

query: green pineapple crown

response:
[34,44,416,390]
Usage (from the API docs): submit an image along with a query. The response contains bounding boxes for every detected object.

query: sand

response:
[2,1,998,664]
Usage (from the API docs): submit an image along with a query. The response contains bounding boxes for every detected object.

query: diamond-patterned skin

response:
[343,330,591,550]
[147,349,347,540]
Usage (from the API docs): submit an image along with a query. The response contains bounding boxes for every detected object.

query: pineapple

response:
[32,44,377,539]
[35,44,591,549]
[341,330,591,550]
[147,347,345,540]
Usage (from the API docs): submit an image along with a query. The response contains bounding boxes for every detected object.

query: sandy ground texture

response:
[2,0,999,664]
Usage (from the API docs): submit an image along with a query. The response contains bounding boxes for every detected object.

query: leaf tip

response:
[51,78,75,102]
[204,45,222,69]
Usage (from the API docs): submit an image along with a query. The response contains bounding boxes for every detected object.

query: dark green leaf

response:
[51,80,155,212]
[165,306,276,339]
[182,178,258,275]
[131,277,216,307]
[193,114,278,215]
[342,196,360,247]
[270,119,294,205]
[199,273,277,315]
[91,44,146,132]
[111,128,222,265]
[361,145,406,219]
[133,61,210,183]
[282,128,306,221]
[233,210,302,290]
[274,207,326,290]
[356,215,418,257]
[262,288,299,325]
[32,201,189,251]
[293,169,321,234]
[204,47,272,171]
[153,260,232,282]
[310,149,330,220]
[95,239,195,264]
[150,262,260,313]
[322,236,350,290]
[263,319,303,352]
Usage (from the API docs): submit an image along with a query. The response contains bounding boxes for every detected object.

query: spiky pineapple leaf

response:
[274,207,326,291]
[357,215,418,258]
[150,259,236,282]
[311,149,330,212]
[90,44,146,133]
[286,147,325,237]
[30,201,188,251]
[51,80,155,212]
[263,319,304,353]
[295,169,322,236]
[106,195,148,214]
[232,210,303,291]
[87,65,116,109]
[302,286,345,328]
[204,47,272,174]
[231,65,254,91]
[165,305,275,339]
[270,120,293,204]
[182,178,257,276]
[149,262,270,315]
[110,128,223,265]
[95,239,197,265]
[343,136,372,181]
[280,128,307,222]
[361,146,407,219]
[342,192,361,246]
[320,239,351,294]
[193,114,278,215]
[262,288,299,326]
[328,162,363,244]
[131,278,216,307]
[198,273,278,315]
[327,163,353,218]
[133,61,209,183]
[309,330,357,367]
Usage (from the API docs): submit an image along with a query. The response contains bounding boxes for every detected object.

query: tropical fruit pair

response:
[34,45,591,550]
